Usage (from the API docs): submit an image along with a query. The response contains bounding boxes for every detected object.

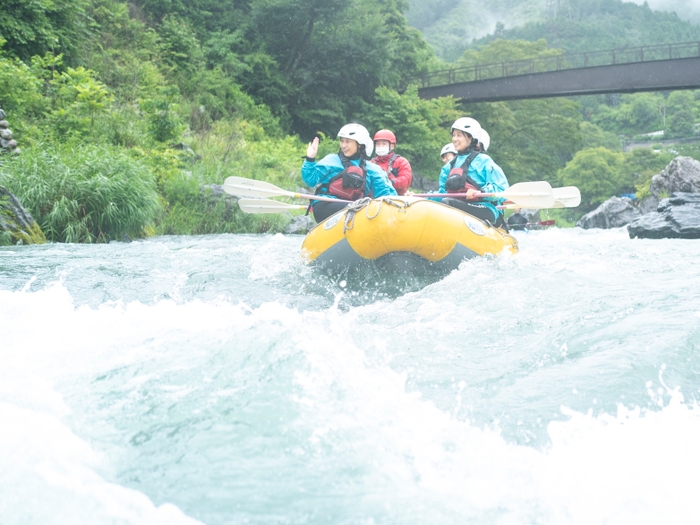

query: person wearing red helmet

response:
[370,129,413,195]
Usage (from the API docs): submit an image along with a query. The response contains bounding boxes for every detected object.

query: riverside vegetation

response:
[1,0,699,244]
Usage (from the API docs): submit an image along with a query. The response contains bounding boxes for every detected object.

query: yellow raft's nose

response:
[301,197,517,270]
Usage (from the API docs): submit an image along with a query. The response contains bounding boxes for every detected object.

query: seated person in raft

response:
[370,129,413,195]
[440,143,458,164]
[433,118,509,228]
[302,123,397,223]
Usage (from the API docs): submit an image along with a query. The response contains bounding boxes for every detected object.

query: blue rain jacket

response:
[432,152,509,220]
[302,154,397,204]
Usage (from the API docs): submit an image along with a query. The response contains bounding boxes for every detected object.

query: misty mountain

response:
[407,0,700,61]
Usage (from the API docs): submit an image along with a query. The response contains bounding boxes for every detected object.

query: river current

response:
[1,228,699,524]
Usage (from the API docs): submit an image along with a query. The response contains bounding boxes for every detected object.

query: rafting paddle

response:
[224,176,351,204]
[411,181,555,209]
[237,198,309,214]
[551,186,581,208]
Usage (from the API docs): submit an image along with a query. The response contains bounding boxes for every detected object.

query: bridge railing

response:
[412,41,700,89]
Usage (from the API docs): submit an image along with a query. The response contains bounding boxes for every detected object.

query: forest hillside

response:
[409,0,700,60]
[1,0,699,244]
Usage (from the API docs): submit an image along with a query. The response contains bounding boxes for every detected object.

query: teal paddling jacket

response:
[433,152,510,220]
[302,154,397,204]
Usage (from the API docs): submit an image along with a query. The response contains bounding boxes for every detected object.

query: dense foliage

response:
[0,144,159,242]
[1,0,700,242]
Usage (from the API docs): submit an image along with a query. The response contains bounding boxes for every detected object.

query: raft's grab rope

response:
[343,197,414,233]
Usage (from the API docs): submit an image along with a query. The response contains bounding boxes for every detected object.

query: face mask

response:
[375,145,390,156]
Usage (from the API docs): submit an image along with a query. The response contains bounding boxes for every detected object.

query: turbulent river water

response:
[1,228,700,525]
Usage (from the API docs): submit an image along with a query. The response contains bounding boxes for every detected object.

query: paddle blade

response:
[238,198,307,214]
[552,186,581,208]
[499,181,554,208]
[224,176,292,198]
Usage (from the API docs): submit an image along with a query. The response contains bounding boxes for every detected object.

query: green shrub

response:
[156,169,290,235]
[0,144,160,242]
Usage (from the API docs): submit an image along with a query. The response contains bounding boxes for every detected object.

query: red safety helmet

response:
[373,129,396,144]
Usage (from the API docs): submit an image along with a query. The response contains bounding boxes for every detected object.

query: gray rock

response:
[649,156,700,197]
[0,129,12,140]
[284,215,316,235]
[0,109,6,120]
[6,140,17,149]
[0,120,8,129]
[0,186,46,244]
[627,192,700,239]
[0,139,7,149]
[200,183,238,207]
[638,195,659,214]
[577,196,641,229]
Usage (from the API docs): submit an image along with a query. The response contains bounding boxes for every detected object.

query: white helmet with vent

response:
[337,123,374,157]
[451,117,482,141]
[440,143,458,157]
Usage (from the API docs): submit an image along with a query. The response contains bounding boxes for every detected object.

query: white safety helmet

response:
[451,117,482,143]
[440,143,458,158]
[478,129,490,152]
[337,123,374,157]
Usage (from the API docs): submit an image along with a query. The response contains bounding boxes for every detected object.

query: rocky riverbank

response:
[577,156,700,239]
[0,107,20,156]
[0,186,46,245]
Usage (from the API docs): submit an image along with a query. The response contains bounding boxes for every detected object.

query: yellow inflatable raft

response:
[301,197,518,272]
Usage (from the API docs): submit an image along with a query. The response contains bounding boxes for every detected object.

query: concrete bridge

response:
[414,41,700,102]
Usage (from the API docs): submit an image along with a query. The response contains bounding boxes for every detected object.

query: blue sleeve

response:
[428,164,450,201]
[301,154,342,189]
[367,164,397,197]
[468,155,509,203]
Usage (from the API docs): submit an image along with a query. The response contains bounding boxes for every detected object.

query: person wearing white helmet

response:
[303,123,397,223]
[476,129,490,152]
[440,143,458,164]
[435,117,509,227]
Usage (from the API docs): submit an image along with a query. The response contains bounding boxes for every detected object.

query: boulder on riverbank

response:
[200,183,239,210]
[627,192,700,239]
[284,215,315,234]
[0,107,21,156]
[577,156,700,231]
[577,196,641,229]
[0,186,46,245]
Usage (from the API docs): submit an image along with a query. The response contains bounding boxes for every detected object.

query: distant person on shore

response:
[506,208,528,230]
[370,129,412,195]
[435,117,509,228]
[440,143,458,164]
[302,124,397,223]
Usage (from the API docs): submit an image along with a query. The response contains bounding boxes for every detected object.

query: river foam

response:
[2,229,700,524]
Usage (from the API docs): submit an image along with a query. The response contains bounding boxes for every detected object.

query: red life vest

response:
[445,151,481,195]
[321,156,367,201]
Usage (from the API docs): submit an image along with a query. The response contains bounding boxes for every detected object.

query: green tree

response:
[667,110,695,139]
[620,147,674,198]
[558,147,625,211]
[360,86,460,177]
[457,38,565,73]
[463,97,582,185]
[0,0,91,63]
[579,121,622,151]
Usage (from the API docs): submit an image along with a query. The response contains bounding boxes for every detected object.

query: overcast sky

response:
[627,0,700,24]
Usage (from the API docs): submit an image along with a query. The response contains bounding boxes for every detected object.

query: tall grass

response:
[0,143,160,242]
[154,119,306,235]
[156,165,291,235]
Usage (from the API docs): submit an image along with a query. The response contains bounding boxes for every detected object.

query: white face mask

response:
[375,145,390,156]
